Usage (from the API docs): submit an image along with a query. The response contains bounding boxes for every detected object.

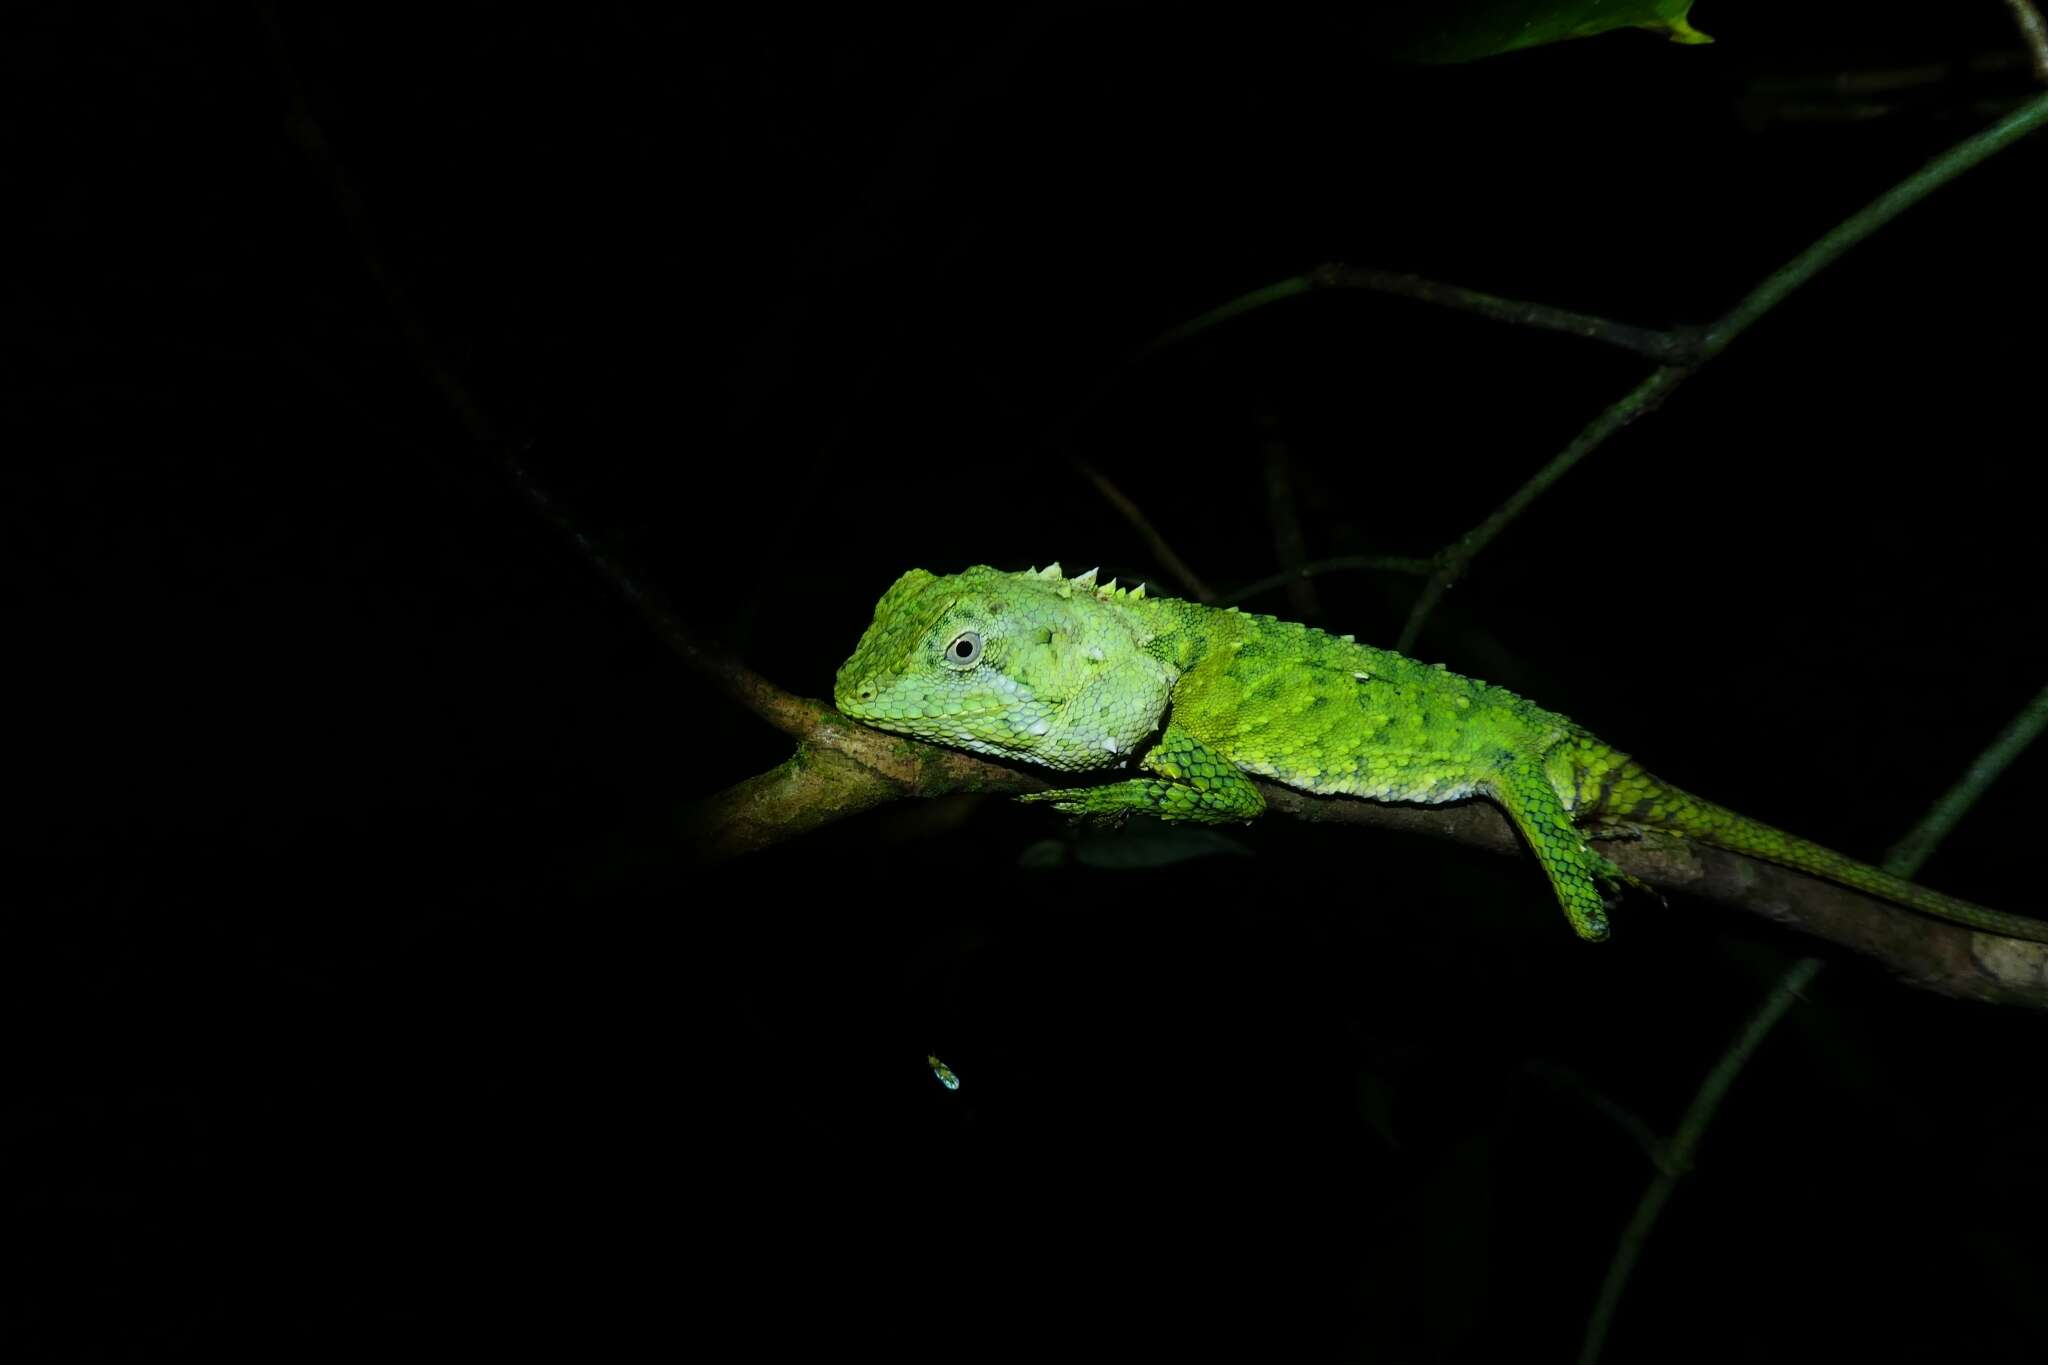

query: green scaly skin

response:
[834,564,2048,944]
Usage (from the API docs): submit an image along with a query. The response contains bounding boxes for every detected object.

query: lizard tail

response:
[1629,778,2048,945]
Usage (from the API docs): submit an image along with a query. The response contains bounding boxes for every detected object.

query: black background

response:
[13,3,2048,1359]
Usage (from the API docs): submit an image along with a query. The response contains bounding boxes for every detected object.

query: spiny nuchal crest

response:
[834,564,1177,772]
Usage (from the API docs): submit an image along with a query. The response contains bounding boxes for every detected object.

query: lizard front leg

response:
[1019,723,1266,824]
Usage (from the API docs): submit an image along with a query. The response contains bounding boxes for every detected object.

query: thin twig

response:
[1135,276,1317,359]
[1260,427,1322,620]
[1069,457,1217,602]
[1143,267,1696,362]
[1576,957,1825,1365]
[1526,1059,1663,1165]
[1308,265,1701,360]
[1395,365,1689,651]
[253,2,499,448]
[1212,555,1433,610]
[2006,0,2048,83]
[1699,90,2048,356]
[1403,88,2048,649]
[1887,684,2048,875]
[1577,676,2048,1362]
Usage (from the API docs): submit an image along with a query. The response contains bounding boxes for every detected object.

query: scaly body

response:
[835,564,2047,943]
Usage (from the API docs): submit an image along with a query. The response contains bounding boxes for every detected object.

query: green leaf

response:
[1373,0,1712,64]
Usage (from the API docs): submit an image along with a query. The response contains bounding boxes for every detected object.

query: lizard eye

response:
[942,630,983,667]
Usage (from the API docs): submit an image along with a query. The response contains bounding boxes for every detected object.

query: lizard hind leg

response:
[1485,765,1617,941]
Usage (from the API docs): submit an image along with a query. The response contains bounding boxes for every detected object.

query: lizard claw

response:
[1592,853,1657,905]
[1017,787,1129,826]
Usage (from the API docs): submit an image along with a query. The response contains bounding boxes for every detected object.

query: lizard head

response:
[834,564,1176,772]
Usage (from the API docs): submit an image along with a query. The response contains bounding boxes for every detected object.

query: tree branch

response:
[659,616,1050,861]
[688,712,2048,1005]
[1263,782,2048,1007]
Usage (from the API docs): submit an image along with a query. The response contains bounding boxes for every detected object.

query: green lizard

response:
[835,563,2048,944]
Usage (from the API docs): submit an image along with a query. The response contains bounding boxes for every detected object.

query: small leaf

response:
[1371,0,1712,64]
